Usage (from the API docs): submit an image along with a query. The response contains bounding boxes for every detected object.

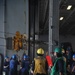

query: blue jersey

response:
[56,59,65,73]
[21,60,30,71]
[71,61,75,72]
[9,59,19,70]
[4,61,9,70]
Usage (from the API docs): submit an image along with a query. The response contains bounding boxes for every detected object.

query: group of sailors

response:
[3,47,75,75]
[3,54,30,75]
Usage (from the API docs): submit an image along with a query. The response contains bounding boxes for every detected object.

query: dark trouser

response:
[9,69,17,75]
[67,70,71,75]
[72,72,75,75]
[18,69,21,75]
[21,69,29,75]
[36,73,46,75]
[21,71,29,75]
[3,69,9,75]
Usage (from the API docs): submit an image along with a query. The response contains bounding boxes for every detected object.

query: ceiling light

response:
[67,5,72,10]
[60,17,64,20]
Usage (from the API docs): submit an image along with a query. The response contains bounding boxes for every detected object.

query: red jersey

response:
[46,55,53,67]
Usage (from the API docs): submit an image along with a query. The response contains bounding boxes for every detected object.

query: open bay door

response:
[0,54,4,75]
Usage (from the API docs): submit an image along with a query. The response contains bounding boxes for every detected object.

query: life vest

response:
[34,57,46,74]
[50,57,66,75]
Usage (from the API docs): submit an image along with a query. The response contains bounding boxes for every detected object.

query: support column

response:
[28,0,35,60]
[52,0,59,50]
[49,0,53,55]
[28,0,31,57]
[29,0,39,59]
[34,0,39,57]
[4,0,7,56]
[49,0,59,55]
[33,0,35,58]
[0,0,6,56]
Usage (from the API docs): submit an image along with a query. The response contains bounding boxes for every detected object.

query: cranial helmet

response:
[23,55,29,60]
[23,55,27,59]
[54,47,62,54]
[5,56,9,60]
[12,54,16,59]
[73,54,75,58]
[37,48,44,55]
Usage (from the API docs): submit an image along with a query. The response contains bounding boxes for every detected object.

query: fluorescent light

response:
[60,17,64,20]
[67,5,72,10]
